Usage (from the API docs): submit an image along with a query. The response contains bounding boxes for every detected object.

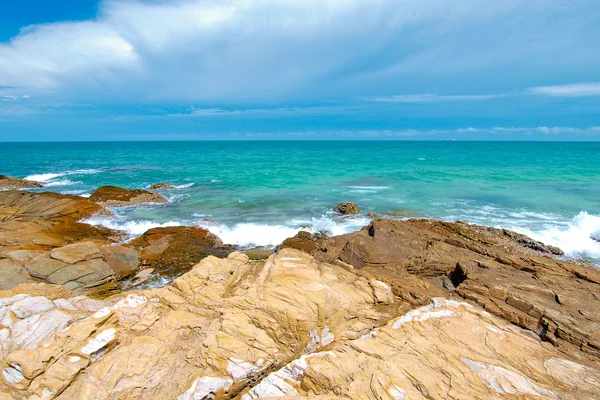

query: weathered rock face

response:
[128,226,224,277]
[333,202,360,215]
[89,186,168,206]
[149,183,176,190]
[0,250,396,399]
[282,218,600,360]
[0,176,42,190]
[0,191,121,251]
[249,298,600,400]
[2,250,600,400]
[0,242,140,295]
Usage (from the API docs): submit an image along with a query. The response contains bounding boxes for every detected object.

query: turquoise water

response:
[2,141,600,263]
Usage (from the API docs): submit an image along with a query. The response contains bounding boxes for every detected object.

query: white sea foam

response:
[202,223,299,247]
[24,173,62,182]
[511,211,600,262]
[193,215,371,247]
[44,179,79,187]
[173,183,195,189]
[83,218,182,236]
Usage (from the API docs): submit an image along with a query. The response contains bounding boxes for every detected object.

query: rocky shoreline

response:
[2,182,600,399]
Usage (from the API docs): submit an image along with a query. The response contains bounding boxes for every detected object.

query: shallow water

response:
[2,141,599,264]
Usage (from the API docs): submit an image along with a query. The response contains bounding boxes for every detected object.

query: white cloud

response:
[527,82,600,97]
[0,0,597,104]
[363,93,506,103]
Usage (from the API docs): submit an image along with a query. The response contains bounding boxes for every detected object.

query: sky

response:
[0,0,599,141]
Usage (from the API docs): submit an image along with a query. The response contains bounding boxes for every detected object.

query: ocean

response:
[2,141,599,264]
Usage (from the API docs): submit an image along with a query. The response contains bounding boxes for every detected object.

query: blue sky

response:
[1,0,599,141]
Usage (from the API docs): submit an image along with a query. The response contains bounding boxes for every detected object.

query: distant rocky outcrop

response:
[0,175,42,190]
[149,183,176,190]
[89,186,168,206]
[333,202,360,215]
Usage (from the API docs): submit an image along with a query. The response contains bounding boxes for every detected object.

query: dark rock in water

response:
[149,183,176,190]
[384,211,413,217]
[128,226,224,277]
[333,202,360,215]
[89,185,168,206]
[366,212,380,218]
[592,234,600,243]
[282,218,600,358]
[0,175,43,190]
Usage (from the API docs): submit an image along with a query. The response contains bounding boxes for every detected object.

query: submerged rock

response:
[0,175,42,190]
[333,202,360,215]
[149,183,176,190]
[89,186,168,206]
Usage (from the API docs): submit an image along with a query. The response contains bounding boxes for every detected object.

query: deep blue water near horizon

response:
[2,141,600,264]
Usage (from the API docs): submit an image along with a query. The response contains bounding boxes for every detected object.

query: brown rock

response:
[0,191,122,251]
[149,183,176,190]
[101,246,140,278]
[333,202,360,215]
[283,218,600,359]
[128,226,224,277]
[89,186,168,206]
[0,175,42,190]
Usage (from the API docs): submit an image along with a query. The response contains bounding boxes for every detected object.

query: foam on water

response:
[511,211,600,263]
[199,223,299,247]
[83,217,182,236]
[44,179,79,187]
[173,183,195,189]
[25,173,62,182]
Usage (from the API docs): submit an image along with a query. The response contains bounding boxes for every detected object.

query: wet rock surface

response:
[89,186,168,206]
[0,176,42,191]
[333,202,360,215]
[149,183,176,190]
[128,226,225,278]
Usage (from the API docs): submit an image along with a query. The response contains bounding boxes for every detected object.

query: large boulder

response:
[333,202,360,215]
[0,191,121,251]
[282,218,600,359]
[128,226,224,277]
[89,186,168,206]
[2,250,600,399]
[0,175,42,190]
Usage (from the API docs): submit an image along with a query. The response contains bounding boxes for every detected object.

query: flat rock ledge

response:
[89,186,168,206]
[0,176,42,191]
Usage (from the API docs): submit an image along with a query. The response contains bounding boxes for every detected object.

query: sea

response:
[2,141,599,265]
